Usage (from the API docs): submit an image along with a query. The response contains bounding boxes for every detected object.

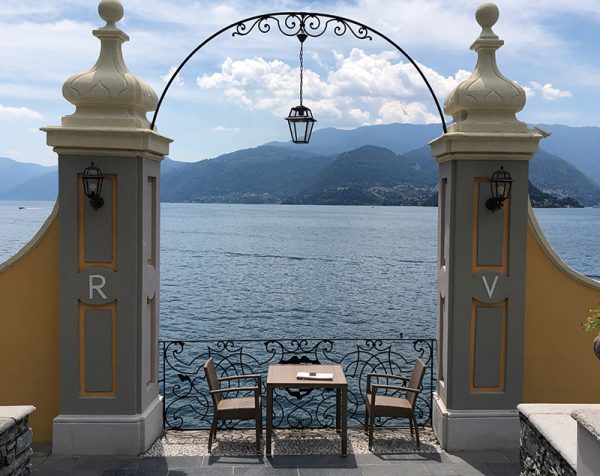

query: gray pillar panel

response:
[473,306,503,388]
[442,160,529,410]
[84,180,113,263]
[84,309,113,392]
[59,154,139,415]
[476,183,504,266]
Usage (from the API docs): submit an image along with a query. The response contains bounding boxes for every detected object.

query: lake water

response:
[1,202,599,341]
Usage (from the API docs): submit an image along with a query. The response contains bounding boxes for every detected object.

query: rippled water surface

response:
[0,201,56,260]
[160,204,438,340]
[530,208,600,281]
[1,202,598,341]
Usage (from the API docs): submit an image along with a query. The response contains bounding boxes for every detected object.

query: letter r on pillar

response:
[89,274,108,300]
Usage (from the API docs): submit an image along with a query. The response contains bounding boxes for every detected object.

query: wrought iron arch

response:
[150,12,448,133]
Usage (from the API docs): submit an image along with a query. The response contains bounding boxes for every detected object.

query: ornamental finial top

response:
[59,0,157,129]
[443,2,528,133]
[475,2,499,32]
[98,0,124,26]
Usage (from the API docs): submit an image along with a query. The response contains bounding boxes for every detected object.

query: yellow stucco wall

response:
[0,204,60,442]
[524,207,600,402]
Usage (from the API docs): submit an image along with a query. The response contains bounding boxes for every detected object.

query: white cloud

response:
[522,85,534,97]
[348,108,370,124]
[211,126,240,132]
[0,104,43,120]
[376,101,438,124]
[530,81,572,100]
[0,20,96,83]
[161,66,184,86]
[196,49,469,127]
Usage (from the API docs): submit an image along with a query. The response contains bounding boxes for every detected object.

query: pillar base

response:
[433,392,519,451]
[52,396,162,455]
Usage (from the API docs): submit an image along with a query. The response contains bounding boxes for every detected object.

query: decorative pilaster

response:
[430,3,543,450]
[42,0,171,455]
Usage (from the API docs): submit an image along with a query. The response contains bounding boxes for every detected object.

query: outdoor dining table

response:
[266,364,348,456]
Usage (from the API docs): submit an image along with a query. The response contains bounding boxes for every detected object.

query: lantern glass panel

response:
[82,164,104,198]
[285,105,316,144]
[496,181,505,198]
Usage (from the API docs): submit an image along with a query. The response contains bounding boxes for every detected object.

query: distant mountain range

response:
[1,123,599,207]
[0,158,57,199]
[270,122,600,187]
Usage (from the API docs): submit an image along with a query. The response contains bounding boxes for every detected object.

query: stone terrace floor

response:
[31,428,521,475]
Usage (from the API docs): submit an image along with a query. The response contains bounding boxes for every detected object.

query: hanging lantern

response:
[486,166,513,212]
[285,32,316,144]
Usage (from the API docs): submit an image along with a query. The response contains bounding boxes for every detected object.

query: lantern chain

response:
[299,40,304,106]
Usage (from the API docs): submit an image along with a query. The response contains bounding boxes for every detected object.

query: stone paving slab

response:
[31,432,521,475]
[32,453,521,475]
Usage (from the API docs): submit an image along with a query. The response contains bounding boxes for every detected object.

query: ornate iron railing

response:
[160,337,436,430]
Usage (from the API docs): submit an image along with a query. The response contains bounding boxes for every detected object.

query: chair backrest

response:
[407,358,426,407]
[204,357,221,405]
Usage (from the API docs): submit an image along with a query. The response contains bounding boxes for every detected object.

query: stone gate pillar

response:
[430,3,543,450]
[42,1,171,455]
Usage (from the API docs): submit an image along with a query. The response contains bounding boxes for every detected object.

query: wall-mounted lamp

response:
[82,162,104,210]
[285,31,316,144]
[486,166,512,212]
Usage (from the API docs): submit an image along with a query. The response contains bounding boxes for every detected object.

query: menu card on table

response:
[296,371,334,380]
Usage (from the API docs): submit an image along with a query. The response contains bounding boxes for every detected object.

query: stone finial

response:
[99,0,124,26]
[61,0,157,129]
[444,2,527,133]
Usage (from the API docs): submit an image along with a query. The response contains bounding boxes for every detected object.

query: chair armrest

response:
[210,386,259,395]
[371,384,421,394]
[218,374,262,383]
[366,372,410,393]
[367,373,410,381]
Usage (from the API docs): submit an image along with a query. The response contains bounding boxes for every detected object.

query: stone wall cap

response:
[571,409,600,442]
[518,404,591,470]
[0,406,36,432]
[527,413,577,469]
[518,403,599,418]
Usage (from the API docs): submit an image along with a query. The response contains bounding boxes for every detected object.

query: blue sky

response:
[0,0,598,166]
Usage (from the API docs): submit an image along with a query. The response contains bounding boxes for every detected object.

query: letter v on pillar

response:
[41,0,172,456]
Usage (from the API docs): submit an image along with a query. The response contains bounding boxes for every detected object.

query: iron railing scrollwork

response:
[232,13,372,40]
[160,337,436,430]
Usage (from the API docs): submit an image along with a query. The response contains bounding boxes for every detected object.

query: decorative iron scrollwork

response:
[150,11,448,133]
[232,13,373,41]
[160,337,436,431]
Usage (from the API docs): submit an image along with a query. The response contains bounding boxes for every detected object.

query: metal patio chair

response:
[203,357,262,453]
[364,358,426,450]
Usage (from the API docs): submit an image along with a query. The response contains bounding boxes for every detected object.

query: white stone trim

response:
[52,396,163,455]
[433,393,519,451]
[429,132,542,162]
[42,127,172,158]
